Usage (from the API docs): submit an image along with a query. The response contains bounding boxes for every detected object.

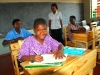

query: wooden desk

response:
[73,31,94,49]
[20,49,97,75]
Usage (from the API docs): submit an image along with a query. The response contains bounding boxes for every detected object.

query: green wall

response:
[0,38,10,55]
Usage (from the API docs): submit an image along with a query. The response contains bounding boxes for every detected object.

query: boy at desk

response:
[2,19,32,46]
[67,15,86,48]
[18,18,65,62]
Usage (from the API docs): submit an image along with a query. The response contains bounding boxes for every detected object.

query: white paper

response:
[29,54,67,65]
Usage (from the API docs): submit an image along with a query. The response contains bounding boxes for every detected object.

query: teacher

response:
[48,3,64,45]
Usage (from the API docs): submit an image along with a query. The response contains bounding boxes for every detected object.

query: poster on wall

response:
[91,0,100,18]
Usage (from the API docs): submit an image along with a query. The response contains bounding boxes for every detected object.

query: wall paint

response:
[0,38,10,54]
[0,2,83,34]
[0,0,82,3]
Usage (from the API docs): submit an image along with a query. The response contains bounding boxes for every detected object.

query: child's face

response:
[13,21,21,29]
[34,24,47,40]
[70,18,75,25]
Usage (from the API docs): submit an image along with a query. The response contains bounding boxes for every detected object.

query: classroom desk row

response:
[20,49,97,75]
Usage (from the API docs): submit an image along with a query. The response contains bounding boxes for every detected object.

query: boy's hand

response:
[17,37,24,40]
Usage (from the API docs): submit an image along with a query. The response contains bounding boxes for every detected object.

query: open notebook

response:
[25,54,67,68]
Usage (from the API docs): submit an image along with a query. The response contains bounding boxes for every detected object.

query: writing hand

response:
[34,55,43,62]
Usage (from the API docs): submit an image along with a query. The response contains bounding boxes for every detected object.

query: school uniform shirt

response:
[48,10,62,29]
[18,34,61,60]
[4,28,32,40]
[67,23,83,41]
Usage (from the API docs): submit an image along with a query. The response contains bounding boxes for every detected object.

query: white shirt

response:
[48,11,62,29]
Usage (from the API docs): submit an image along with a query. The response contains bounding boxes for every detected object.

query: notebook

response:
[63,46,86,56]
[25,54,67,68]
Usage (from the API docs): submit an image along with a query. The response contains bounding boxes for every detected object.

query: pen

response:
[31,50,39,63]
[33,50,40,55]
[31,50,41,63]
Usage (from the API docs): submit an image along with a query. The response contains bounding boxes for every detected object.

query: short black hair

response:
[70,15,76,20]
[33,18,47,28]
[12,19,20,25]
[51,3,58,10]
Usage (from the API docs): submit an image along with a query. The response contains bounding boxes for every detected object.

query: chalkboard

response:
[0,2,83,34]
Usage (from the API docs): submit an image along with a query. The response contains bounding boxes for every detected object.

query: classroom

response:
[0,0,99,75]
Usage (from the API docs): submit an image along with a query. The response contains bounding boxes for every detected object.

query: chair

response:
[9,40,24,75]
[64,26,75,47]
[92,26,100,64]
[90,21,98,28]
[73,31,94,50]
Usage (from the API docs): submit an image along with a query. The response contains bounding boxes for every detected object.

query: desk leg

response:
[87,69,93,75]
[86,42,88,50]
[23,68,30,75]
[74,41,76,47]
[98,52,100,59]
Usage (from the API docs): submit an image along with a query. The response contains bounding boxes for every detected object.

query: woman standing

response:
[48,3,64,45]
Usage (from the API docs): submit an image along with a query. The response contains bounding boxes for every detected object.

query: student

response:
[67,15,86,48]
[67,15,86,42]
[48,3,64,45]
[18,18,65,62]
[2,19,32,46]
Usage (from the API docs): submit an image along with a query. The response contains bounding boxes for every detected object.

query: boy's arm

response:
[2,37,24,46]
[71,27,86,33]
[2,40,12,46]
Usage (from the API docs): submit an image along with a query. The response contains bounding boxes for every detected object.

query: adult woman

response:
[18,18,65,62]
[48,3,63,45]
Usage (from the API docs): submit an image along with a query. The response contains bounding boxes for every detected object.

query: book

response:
[25,54,67,68]
[63,46,86,56]
[25,62,63,68]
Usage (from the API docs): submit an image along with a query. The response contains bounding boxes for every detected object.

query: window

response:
[90,0,100,18]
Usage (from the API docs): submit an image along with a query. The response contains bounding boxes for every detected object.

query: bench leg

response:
[87,69,93,75]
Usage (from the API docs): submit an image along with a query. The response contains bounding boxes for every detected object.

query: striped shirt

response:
[67,23,82,41]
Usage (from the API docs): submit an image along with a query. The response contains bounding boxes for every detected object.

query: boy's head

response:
[12,19,21,29]
[69,15,76,25]
[33,18,47,29]
[12,19,21,25]
[33,18,47,40]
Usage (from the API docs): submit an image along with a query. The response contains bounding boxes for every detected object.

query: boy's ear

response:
[13,24,16,27]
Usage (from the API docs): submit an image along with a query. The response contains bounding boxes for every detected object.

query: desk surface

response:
[20,49,97,75]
